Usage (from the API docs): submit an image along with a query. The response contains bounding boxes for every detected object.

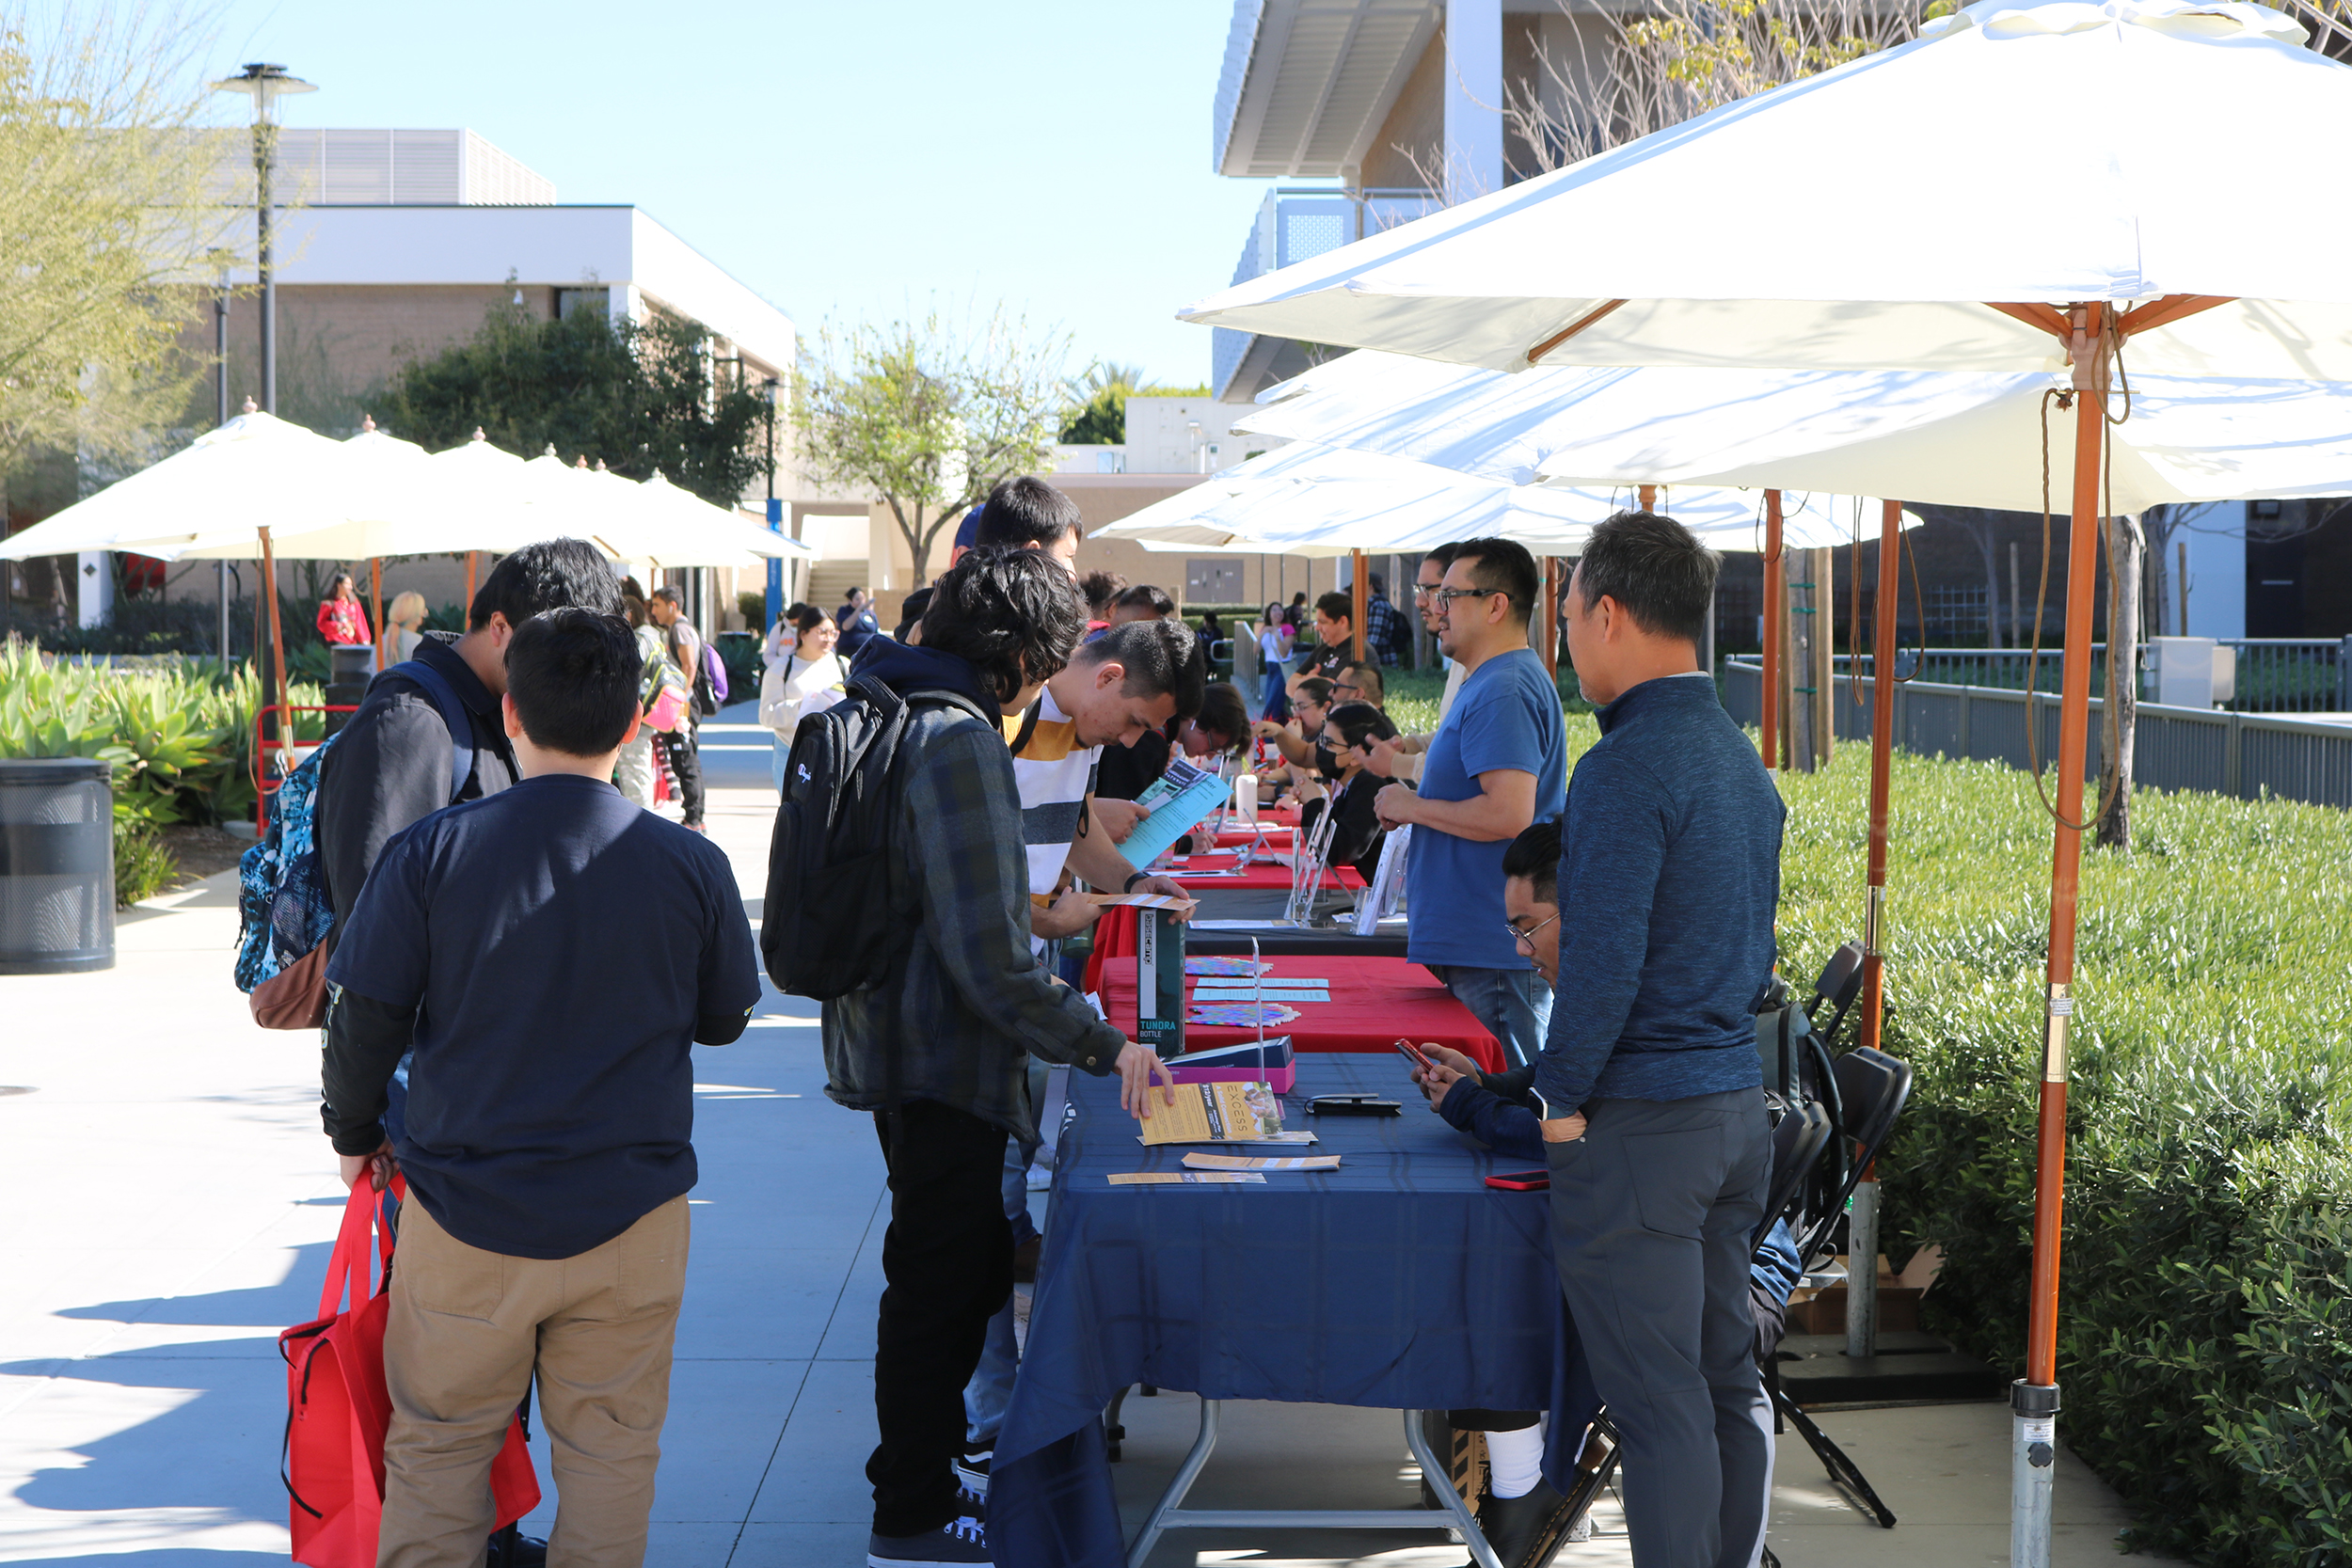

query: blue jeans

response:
[1428,964,1553,1069]
[1258,670,1290,722]
[962,1132,1040,1449]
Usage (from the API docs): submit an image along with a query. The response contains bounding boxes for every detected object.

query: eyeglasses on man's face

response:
[1505,910,1561,952]
[1433,586,1510,608]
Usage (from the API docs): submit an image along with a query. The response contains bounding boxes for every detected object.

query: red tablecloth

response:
[1169,859,1363,893]
[1100,954,1503,1072]
[1211,822,1297,848]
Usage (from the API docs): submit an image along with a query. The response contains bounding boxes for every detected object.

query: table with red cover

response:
[1169,862,1363,894]
[1099,953,1503,1073]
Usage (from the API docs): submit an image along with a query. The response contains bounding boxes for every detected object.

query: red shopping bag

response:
[279,1178,541,1568]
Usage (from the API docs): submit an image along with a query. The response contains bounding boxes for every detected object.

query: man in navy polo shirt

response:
[321,607,760,1568]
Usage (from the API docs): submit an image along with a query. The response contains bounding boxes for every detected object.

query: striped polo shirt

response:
[1002,688,1099,897]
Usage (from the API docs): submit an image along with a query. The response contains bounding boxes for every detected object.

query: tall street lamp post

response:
[211,65,314,417]
[210,62,313,737]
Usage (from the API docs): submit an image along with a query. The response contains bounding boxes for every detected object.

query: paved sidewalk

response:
[0,708,2171,1566]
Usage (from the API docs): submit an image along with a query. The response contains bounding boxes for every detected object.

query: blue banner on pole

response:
[764,498,786,635]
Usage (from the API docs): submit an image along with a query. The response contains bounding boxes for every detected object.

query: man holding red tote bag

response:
[279,1176,541,1568]
[319,610,759,1568]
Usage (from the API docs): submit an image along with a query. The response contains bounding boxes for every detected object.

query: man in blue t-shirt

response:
[1375,537,1566,1067]
[321,607,760,1568]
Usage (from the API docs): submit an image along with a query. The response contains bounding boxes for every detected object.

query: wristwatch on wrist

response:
[1531,1086,1553,1122]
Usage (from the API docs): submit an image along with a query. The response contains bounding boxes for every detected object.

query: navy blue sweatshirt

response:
[1534,673,1785,1109]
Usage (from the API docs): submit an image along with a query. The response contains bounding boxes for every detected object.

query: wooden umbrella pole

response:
[370,557,384,672]
[1760,491,1783,769]
[1540,557,1561,680]
[1859,499,1902,1053]
[260,526,291,771]
[465,550,478,611]
[2026,306,2107,1397]
[1637,483,1658,511]
[1350,547,1369,662]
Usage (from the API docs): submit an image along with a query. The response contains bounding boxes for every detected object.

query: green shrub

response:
[112,816,176,907]
[1770,744,2352,1564]
[0,639,325,826]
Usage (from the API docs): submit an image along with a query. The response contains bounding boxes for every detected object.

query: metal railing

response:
[1724,662,2352,810]
[1830,639,2350,714]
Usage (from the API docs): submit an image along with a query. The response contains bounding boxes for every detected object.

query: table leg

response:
[1120,1402,1503,1568]
[1126,1397,1220,1568]
[1402,1410,1505,1568]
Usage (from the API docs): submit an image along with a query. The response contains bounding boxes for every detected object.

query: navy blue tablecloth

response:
[990,1055,1597,1568]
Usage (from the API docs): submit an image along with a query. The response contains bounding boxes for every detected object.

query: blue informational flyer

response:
[1118,757,1231,871]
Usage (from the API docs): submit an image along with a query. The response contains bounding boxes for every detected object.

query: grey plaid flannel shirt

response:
[821,704,1125,1143]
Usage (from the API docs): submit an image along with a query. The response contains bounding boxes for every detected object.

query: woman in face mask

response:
[1295,701,1398,883]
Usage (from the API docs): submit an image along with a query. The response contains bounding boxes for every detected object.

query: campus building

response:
[116,127,825,637]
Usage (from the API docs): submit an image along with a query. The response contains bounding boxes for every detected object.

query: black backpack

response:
[761,673,995,1000]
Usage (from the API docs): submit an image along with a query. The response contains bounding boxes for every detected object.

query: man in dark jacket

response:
[824,548,1173,1568]
[1539,511,1784,1568]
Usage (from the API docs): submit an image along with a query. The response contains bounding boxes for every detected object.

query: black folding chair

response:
[1769,1043,1915,1531]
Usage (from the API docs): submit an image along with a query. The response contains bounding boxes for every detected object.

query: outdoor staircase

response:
[804,562,866,618]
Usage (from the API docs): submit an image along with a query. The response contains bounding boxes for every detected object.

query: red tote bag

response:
[279,1178,541,1568]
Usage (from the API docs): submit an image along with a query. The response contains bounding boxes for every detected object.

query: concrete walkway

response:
[0,707,2173,1566]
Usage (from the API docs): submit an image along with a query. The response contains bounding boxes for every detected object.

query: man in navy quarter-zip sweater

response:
[1537,510,1786,1568]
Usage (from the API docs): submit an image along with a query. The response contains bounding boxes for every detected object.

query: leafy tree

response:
[1061,360,1154,445]
[0,5,243,619]
[381,301,767,506]
[795,309,1068,585]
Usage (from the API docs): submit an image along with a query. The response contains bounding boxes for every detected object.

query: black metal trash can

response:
[0,756,116,974]
[324,642,376,736]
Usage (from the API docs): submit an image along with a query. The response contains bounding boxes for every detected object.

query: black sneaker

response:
[1462,1480,1576,1568]
[867,1515,989,1567]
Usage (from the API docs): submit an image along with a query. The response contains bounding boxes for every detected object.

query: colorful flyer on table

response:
[1107,1171,1267,1185]
[1137,1080,1287,1145]
[1181,1152,1342,1172]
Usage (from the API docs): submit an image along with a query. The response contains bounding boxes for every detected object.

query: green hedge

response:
[1,641,327,899]
[1770,743,2352,1563]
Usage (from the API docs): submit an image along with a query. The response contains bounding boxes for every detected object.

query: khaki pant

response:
[379,1196,690,1568]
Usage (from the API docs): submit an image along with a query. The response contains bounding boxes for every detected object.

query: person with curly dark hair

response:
[821,547,1175,1568]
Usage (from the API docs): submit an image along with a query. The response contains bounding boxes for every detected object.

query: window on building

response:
[556,287,610,321]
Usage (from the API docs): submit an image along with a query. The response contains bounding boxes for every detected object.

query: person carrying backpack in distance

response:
[794,547,1176,1568]
[644,587,708,832]
[314,540,623,1133]
[321,606,759,1568]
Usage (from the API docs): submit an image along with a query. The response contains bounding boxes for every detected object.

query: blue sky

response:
[204,0,1294,388]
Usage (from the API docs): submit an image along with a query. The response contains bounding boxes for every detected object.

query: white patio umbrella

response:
[1093,442,1915,555]
[0,407,350,562]
[603,472,813,570]
[1182,1,2352,1536]
[1239,351,2352,513]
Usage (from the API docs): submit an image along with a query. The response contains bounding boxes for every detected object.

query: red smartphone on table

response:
[1485,1170,1550,1192]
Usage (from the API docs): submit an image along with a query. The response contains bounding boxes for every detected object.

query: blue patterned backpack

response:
[234,660,473,1028]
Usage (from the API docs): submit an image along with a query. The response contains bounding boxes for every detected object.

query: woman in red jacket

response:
[316,572,369,646]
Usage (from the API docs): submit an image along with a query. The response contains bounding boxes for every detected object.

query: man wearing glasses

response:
[1373,538,1566,1068]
